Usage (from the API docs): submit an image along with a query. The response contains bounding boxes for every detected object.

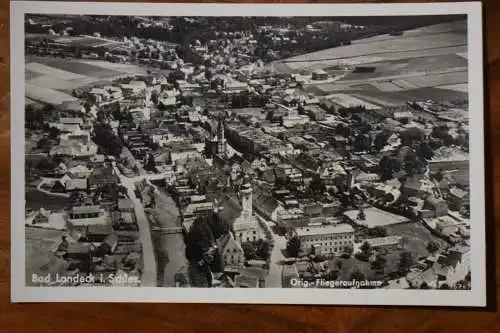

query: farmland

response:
[281,20,469,108]
[25,55,150,105]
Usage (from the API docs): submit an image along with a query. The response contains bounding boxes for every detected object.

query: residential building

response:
[295,223,355,256]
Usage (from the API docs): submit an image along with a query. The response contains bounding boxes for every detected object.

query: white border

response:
[11,1,486,306]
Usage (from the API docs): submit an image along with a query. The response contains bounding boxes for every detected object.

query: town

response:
[25,14,471,290]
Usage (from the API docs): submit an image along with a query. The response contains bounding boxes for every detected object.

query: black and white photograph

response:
[10,2,486,306]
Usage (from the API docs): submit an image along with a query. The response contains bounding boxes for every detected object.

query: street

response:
[111,161,157,287]
[256,213,287,288]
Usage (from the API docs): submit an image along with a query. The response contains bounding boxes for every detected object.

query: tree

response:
[241,242,257,260]
[36,138,51,152]
[286,236,301,258]
[426,241,440,254]
[353,134,371,152]
[35,157,56,171]
[398,251,414,274]
[342,244,353,258]
[48,126,61,140]
[309,175,325,194]
[145,153,156,171]
[93,123,123,157]
[368,226,387,237]
[350,269,366,281]
[255,239,271,260]
[416,142,434,160]
[371,254,387,271]
[374,131,389,151]
[355,241,371,262]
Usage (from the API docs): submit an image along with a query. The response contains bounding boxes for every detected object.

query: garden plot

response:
[324,93,381,110]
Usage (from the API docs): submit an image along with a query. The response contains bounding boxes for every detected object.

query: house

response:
[181,201,214,231]
[295,224,355,256]
[95,233,119,256]
[50,117,83,133]
[117,198,134,212]
[65,178,88,192]
[217,232,245,267]
[425,195,449,218]
[393,111,413,124]
[402,175,435,198]
[68,165,93,178]
[432,246,470,287]
[85,224,113,242]
[33,208,50,224]
[282,263,300,288]
[448,187,469,211]
[89,88,110,103]
[88,167,119,191]
[67,205,108,228]
[49,143,98,158]
[63,242,92,263]
[90,154,107,168]
[233,267,267,288]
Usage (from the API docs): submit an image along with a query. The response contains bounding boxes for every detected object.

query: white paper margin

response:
[11,1,486,306]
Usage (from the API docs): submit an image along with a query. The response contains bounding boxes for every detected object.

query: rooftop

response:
[296,223,354,237]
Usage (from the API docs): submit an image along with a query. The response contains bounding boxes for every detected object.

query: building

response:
[432,246,471,287]
[218,181,263,244]
[181,201,214,231]
[282,263,299,288]
[67,205,108,228]
[427,147,469,186]
[33,208,50,224]
[206,115,228,157]
[295,223,355,256]
[216,232,245,267]
[312,69,328,81]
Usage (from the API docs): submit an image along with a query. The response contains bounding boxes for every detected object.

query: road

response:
[111,161,157,287]
[256,213,287,288]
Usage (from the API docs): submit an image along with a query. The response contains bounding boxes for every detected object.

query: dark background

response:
[1,0,499,332]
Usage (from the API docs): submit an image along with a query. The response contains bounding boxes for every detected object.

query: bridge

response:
[151,226,183,234]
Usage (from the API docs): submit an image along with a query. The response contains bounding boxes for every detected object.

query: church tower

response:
[216,114,227,156]
[240,180,252,217]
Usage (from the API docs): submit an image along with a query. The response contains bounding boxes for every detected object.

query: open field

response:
[25,227,65,286]
[54,35,123,47]
[25,55,150,103]
[324,93,381,110]
[278,20,469,107]
[26,83,79,104]
[386,222,449,259]
[280,20,466,69]
[27,56,124,77]
[338,54,467,82]
[25,186,70,211]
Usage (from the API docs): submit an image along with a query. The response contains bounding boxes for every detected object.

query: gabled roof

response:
[216,233,242,254]
[65,178,88,190]
[118,198,134,211]
[71,205,100,215]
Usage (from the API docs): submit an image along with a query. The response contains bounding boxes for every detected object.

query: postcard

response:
[11,1,486,306]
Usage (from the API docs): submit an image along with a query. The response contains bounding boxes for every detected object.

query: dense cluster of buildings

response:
[26,16,471,290]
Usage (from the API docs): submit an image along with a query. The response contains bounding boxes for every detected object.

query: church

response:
[205,114,227,158]
[216,177,264,245]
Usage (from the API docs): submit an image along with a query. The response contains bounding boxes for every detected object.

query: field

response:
[25,227,66,286]
[279,20,468,106]
[54,35,123,48]
[323,93,381,110]
[25,55,150,105]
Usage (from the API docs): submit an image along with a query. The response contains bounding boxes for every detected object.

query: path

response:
[111,161,157,287]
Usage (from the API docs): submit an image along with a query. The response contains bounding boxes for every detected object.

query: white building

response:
[295,224,355,256]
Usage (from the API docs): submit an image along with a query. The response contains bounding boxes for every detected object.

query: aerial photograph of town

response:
[24,13,471,290]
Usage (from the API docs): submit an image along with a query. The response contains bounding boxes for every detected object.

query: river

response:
[150,185,189,287]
